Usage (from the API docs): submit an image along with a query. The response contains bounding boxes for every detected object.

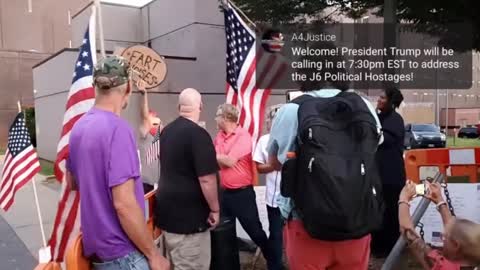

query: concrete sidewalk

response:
[0,154,61,263]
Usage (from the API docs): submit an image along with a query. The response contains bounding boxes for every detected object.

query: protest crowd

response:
[60,39,480,270]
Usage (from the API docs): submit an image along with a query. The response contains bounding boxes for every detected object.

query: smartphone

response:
[415,183,427,196]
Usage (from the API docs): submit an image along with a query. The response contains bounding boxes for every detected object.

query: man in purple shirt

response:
[66,56,169,270]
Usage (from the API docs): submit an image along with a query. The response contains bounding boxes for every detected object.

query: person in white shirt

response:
[253,105,284,270]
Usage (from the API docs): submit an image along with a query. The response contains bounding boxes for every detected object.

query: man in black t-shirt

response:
[155,88,220,270]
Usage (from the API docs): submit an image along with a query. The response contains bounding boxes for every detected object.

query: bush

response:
[24,107,36,147]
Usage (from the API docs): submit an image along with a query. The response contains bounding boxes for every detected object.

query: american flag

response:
[0,112,41,210]
[224,4,287,145]
[146,127,160,165]
[48,9,97,262]
[431,231,443,243]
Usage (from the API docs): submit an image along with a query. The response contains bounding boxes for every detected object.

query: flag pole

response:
[228,0,257,29]
[18,101,49,259]
[94,0,106,58]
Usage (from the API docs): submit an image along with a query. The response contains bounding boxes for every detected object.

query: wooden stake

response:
[94,0,106,58]
[18,100,48,251]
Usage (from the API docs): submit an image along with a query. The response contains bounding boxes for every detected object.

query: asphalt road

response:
[0,215,37,270]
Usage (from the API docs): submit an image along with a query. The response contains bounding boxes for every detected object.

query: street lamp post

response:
[445,90,449,135]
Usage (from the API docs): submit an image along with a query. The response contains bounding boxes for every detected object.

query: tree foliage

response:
[231,0,480,50]
[24,107,36,147]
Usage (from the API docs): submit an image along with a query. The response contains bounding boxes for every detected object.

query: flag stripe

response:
[0,112,40,212]
[0,147,37,193]
[0,162,40,210]
[49,184,71,259]
[49,8,96,262]
[224,4,287,149]
[67,76,95,101]
[57,100,94,152]
[61,94,95,127]
[246,88,260,135]
[0,151,40,203]
[251,89,271,148]
[1,149,13,177]
[58,115,83,148]
[237,56,257,128]
[56,192,80,260]
[64,90,95,122]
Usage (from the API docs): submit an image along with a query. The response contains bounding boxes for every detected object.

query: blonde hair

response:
[217,104,239,123]
[451,219,480,264]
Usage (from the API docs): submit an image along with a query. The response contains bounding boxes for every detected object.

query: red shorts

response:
[284,220,371,270]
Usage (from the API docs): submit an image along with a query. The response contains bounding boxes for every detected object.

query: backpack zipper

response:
[361,161,377,196]
[308,128,313,140]
[308,157,315,172]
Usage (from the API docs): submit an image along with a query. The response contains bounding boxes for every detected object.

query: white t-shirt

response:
[253,134,281,208]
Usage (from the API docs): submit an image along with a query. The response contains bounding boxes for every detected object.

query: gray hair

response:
[217,104,239,123]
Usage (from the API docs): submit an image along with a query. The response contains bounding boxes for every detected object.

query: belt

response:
[89,254,104,263]
[223,185,252,193]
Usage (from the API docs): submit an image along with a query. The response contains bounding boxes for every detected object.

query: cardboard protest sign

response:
[121,45,167,89]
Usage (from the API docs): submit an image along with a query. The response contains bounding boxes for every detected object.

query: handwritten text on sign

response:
[121,45,167,89]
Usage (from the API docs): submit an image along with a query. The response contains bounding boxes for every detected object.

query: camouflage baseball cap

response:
[93,55,130,89]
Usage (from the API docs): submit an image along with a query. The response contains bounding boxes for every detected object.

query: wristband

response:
[436,201,447,211]
[398,200,410,207]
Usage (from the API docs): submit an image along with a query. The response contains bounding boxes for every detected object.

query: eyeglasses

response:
[269,108,280,119]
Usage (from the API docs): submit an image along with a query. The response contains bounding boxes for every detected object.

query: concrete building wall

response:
[71,3,144,51]
[440,108,480,128]
[35,92,69,161]
[0,0,98,148]
[150,24,226,93]
[147,0,196,39]
[33,50,83,161]
[0,51,49,148]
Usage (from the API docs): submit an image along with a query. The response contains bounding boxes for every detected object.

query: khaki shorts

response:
[157,230,211,270]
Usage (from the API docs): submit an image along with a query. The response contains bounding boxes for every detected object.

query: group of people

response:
[65,49,480,270]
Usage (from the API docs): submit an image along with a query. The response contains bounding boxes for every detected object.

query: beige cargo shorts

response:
[157,230,211,270]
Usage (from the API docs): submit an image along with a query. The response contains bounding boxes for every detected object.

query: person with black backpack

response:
[266,41,384,270]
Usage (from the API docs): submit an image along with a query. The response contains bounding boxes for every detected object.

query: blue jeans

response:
[92,250,149,270]
[267,206,284,270]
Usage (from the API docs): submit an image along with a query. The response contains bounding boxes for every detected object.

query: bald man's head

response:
[178,88,202,120]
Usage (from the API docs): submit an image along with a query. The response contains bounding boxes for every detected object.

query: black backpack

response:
[281,91,384,241]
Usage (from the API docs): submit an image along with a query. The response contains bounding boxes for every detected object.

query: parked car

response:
[405,124,446,149]
[458,127,479,138]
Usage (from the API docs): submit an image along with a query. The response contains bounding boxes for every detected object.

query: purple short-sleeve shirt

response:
[67,108,145,261]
